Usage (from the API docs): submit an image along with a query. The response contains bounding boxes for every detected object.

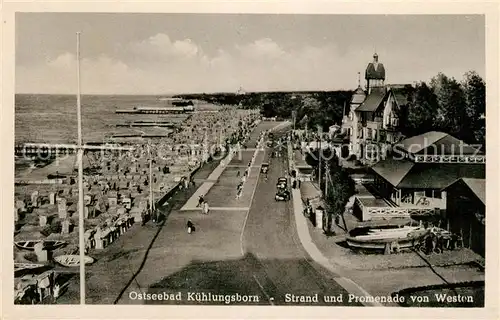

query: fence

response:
[355,196,439,221]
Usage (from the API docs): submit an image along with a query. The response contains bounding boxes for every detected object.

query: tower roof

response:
[365,53,385,80]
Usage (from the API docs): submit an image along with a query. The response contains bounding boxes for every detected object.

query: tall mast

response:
[148,143,154,218]
[317,125,322,195]
[76,31,85,304]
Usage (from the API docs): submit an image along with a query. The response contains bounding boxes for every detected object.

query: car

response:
[276,177,287,189]
[275,189,290,201]
[261,163,269,173]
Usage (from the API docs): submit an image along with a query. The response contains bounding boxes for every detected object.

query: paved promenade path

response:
[112,121,284,304]
[180,121,290,211]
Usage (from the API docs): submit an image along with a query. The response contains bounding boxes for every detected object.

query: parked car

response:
[261,163,269,174]
[276,177,287,189]
[275,189,290,201]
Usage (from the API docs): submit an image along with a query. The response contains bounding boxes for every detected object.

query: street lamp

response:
[317,124,323,195]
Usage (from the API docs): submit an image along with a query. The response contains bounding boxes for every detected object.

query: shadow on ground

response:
[142,252,363,306]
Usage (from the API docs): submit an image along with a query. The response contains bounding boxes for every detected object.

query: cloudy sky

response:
[16,13,484,94]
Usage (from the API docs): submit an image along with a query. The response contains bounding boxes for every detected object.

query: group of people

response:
[186,195,211,234]
[236,134,265,199]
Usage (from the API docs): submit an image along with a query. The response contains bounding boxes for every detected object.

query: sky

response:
[15,13,485,94]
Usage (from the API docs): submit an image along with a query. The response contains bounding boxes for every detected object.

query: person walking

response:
[236,183,243,199]
[236,170,240,177]
[198,195,204,207]
[203,201,210,215]
[187,220,194,234]
[53,282,60,303]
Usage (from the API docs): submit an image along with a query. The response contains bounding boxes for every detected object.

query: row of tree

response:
[179,70,485,148]
[175,91,352,132]
[398,71,485,147]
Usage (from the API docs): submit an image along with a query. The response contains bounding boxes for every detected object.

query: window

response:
[424,190,442,198]
[372,129,377,140]
[367,128,372,139]
[379,130,386,142]
[391,117,399,127]
[349,111,353,121]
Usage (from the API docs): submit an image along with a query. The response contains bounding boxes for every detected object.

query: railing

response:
[15,178,66,185]
[355,196,439,221]
[413,154,485,164]
[367,207,438,218]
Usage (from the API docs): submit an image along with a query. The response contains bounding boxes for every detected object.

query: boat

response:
[14,262,47,273]
[346,225,429,251]
[54,255,95,267]
[14,240,67,251]
[366,226,421,236]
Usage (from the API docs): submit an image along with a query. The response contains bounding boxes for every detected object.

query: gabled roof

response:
[397,131,448,154]
[396,131,482,155]
[356,88,386,112]
[397,163,485,189]
[444,178,485,205]
[462,178,486,204]
[371,158,415,186]
[391,88,410,107]
[372,159,485,189]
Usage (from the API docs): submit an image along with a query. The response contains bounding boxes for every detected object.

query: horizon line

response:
[14,89,356,96]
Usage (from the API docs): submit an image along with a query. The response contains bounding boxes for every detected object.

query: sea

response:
[15,94,218,144]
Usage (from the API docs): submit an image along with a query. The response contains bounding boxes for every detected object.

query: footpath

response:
[180,148,239,211]
[181,121,291,211]
[287,142,383,307]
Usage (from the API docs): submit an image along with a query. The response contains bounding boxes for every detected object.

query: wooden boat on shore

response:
[14,262,47,273]
[14,240,67,251]
[346,225,429,251]
[54,255,95,267]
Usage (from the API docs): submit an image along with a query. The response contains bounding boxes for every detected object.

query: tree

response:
[260,102,275,118]
[324,152,355,233]
[430,73,469,140]
[297,96,321,129]
[399,82,438,137]
[462,71,486,147]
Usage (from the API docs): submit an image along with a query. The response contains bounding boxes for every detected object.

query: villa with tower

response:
[341,53,412,165]
[341,54,486,256]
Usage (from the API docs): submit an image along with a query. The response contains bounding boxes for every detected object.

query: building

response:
[237,86,247,95]
[443,178,485,257]
[352,131,485,221]
[371,131,485,208]
[341,53,411,165]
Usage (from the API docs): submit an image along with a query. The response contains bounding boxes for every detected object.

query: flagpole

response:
[148,143,154,219]
[76,31,86,305]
